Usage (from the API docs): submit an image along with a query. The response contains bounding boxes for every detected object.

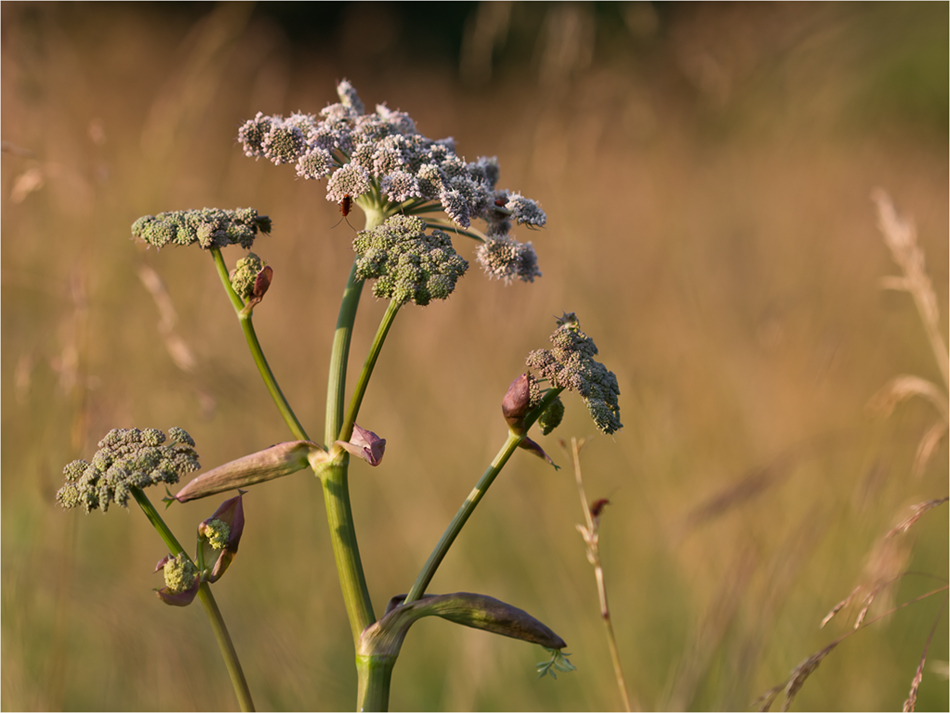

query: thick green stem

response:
[131,488,255,712]
[321,460,375,642]
[356,654,396,712]
[209,248,309,442]
[339,299,401,442]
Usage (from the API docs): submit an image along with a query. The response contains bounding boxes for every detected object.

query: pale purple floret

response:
[237,80,546,243]
[326,163,372,203]
[476,236,542,284]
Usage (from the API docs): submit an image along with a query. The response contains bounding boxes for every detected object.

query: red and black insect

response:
[332,194,354,229]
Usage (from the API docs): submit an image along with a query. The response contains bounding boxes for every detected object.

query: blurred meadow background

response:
[2,2,948,711]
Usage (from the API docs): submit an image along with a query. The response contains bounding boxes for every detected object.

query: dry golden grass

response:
[2,3,947,711]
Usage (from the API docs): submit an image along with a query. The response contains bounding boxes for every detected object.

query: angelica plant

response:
[57,80,623,712]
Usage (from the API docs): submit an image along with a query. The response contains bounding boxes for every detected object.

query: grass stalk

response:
[566,437,635,712]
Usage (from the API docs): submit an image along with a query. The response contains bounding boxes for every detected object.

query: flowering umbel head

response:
[237,81,546,278]
[525,313,623,435]
[353,215,468,306]
[132,208,271,250]
[57,428,200,513]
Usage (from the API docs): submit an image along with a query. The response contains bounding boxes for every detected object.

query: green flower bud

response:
[538,395,564,436]
[155,553,200,606]
[198,492,245,583]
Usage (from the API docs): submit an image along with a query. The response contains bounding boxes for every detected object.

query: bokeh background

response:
[2,2,947,711]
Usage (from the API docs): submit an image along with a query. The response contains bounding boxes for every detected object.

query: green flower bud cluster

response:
[526,314,623,435]
[537,395,565,435]
[132,208,271,250]
[238,81,546,235]
[57,427,200,513]
[161,553,199,594]
[229,252,266,300]
[353,215,469,306]
[202,519,230,550]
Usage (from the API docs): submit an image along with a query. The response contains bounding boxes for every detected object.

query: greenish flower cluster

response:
[537,395,565,436]
[161,553,199,593]
[131,208,271,250]
[229,252,266,300]
[57,428,200,513]
[202,519,230,550]
[353,215,469,306]
[526,314,623,435]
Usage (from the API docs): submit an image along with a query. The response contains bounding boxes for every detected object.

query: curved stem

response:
[131,488,255,711]
[209,248,309,442]
[339,298,401,442]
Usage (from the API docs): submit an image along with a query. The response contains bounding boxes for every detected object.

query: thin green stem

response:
[196,583,256,712]
[339,298,401,442]
[325,260,365,446]
[404,431,522,604]
[131,487,187,556]
[404,388,564,605]
[209,248,309,442]
[131,488,255,712]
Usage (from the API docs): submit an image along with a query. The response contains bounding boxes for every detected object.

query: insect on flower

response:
[333,194,355,229]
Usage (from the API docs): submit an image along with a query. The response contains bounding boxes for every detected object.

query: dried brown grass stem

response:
[563,437,636,712]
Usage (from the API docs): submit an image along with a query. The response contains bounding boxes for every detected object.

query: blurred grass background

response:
[2,2,947,710]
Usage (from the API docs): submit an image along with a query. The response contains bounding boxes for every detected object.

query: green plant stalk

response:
[403,431,523,605]
[325,202,388,445]
[131,488,255,712]
[209,248,309,442]
[319,206,391,649]
[320,458,376,642]
[339,298,401,442]
[404,387,564,605]
[355,654,395,712]
[325,260,366,446]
